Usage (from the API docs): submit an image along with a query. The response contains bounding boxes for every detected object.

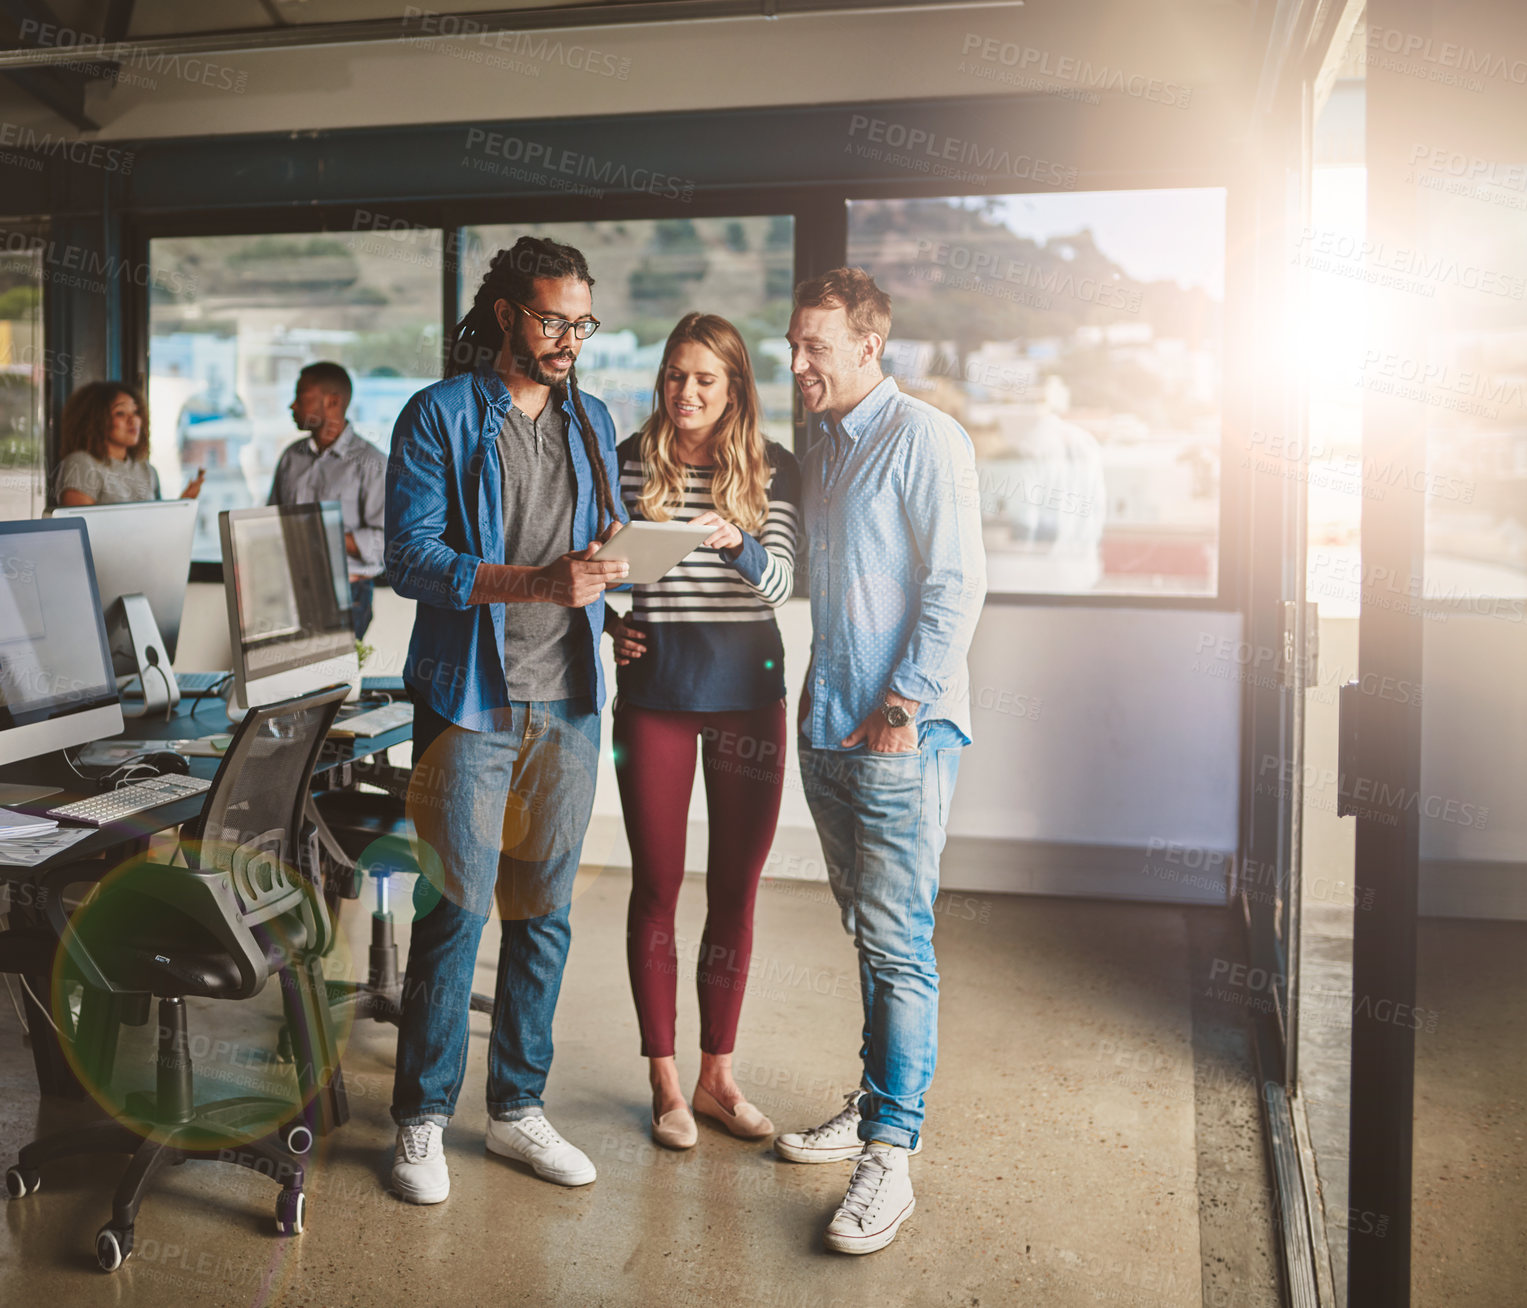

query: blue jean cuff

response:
[858,1121,917,1151]
[395,1111,451,1128]
[488,1099,545,1120]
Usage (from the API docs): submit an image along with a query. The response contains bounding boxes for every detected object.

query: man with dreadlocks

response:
[385,236,628,1204]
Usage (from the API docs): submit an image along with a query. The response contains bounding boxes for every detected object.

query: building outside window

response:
[0,239,46,521]
[848,190,1225,598]
[461,217,795,447]
[148,229,443,560]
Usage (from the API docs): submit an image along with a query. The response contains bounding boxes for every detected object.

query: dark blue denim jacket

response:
[385,362,627,726]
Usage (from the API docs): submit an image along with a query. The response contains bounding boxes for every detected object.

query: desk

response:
[0,683,414,1134]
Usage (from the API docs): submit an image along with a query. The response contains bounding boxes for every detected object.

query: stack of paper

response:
[0,807,58,837]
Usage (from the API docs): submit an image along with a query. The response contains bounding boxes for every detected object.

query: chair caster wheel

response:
[275,1188,305,1235]
[96,1224,133,1271]
[282,1122,314,1155]
[5,1166,41,1198]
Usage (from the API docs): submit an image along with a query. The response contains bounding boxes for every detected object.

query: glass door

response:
[1349,1,1527,1302]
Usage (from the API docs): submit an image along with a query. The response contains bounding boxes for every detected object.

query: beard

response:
[510,318,577,389]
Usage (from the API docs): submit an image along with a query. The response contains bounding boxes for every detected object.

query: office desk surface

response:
[0,692,412,872]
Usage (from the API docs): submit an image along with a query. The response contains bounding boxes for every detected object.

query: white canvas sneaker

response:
[774,1093,924,1164]
[486,1114,597,1186]
[823,1143,915,1255]
[391,1122,449,1205]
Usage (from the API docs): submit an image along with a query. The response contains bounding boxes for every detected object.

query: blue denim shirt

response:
[385,363,627,727]
[801,376,987,751]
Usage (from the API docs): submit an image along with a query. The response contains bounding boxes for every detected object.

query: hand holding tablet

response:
[591,519,715,584]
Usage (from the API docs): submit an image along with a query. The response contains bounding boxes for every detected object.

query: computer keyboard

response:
[329,701,414,738]
[118,670,229,698]
[46,774,212,828]
[177,671,232,693]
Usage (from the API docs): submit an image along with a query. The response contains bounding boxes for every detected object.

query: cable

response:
[2,973,29,1036]
[190,673,233,717]
[144,662,175,722]
[18,975,60,1036]
[61,748,95,783]
[67,755,168,789]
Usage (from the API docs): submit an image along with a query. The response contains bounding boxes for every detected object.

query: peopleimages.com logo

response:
[0,122,134,173]
[846,115,1077,188]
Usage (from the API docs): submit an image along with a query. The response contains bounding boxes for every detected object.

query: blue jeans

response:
[348,578,375,640]
[392,697,600,1126]
[799,727,962,1150]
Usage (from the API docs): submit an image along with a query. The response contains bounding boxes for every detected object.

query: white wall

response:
[178,583,1243,897]
[1293,612,1526,921]
[1419,612,1527,866]
[1417,611,1527,918]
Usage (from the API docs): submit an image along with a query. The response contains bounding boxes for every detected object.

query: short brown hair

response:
[793,267,892,357]
[60,381,150,463]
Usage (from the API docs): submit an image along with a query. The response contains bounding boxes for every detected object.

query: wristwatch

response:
[879,698,913,728]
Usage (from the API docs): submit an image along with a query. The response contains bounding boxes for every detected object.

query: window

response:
[848,191,1226,598]
[148,230,444,561]
[0,238,46,521]
[460,217,795,446]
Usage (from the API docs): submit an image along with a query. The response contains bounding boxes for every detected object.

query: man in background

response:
[270,361,386,638]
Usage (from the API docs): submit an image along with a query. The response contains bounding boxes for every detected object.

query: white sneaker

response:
[823,1144,915,1255]
[774,1092,924,1164]
[486,1114,597,1187]
[391,1122,449,1205]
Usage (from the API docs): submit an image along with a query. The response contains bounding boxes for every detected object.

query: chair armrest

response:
[296,821,337,958]
[305,795,362,902]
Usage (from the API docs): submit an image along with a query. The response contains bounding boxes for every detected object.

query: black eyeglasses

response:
[511,300,601,340]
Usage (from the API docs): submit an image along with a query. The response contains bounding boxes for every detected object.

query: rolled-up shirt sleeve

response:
[386,393,483,609]
[888,419,987,706]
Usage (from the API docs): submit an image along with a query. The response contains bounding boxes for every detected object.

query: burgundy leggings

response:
[613,699,787,1058]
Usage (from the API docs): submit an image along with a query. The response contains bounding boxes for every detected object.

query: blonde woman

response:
[55,381,203,506]
[604,313,799,1149]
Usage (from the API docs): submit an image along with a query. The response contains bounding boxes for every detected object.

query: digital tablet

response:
[592,520,714,584]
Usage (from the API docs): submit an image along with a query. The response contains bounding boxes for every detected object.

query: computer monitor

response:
[53,500,198,711]
[220,502,357,713]
[0,519,124,796]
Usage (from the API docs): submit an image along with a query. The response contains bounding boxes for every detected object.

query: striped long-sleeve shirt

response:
[612,433,800,712]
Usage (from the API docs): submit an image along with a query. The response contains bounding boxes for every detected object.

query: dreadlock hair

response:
[446,235,619,535]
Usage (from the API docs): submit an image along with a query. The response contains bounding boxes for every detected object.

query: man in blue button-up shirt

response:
[384,237,628,1206]
[774,268,986,1256]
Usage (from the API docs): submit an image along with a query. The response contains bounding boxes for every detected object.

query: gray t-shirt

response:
[497,400,587,702]
[56,450,161,504]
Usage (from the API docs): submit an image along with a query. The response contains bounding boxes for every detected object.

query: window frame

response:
[117,157,1242,610]
[0,216,51,520]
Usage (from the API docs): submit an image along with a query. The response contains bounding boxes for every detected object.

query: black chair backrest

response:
[183,685,348,932]
[41,685,350,1000]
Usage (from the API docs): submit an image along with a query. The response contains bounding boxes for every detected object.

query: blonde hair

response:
[636,313,770,534]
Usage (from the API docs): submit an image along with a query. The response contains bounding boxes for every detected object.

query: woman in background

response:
[605,313,798,1149]
[55,381,204,506]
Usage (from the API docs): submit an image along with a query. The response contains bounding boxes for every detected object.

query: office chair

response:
[300,773,492,1040]
[2,685,349,1272]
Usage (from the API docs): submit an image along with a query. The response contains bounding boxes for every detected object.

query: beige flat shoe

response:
[692,1083,775,1139]
[651,1104,698,1150]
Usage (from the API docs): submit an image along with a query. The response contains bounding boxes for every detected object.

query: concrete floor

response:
[1412,917,1527,1306]
[1296,898,1355,1302]
[2,871,1281,1307]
